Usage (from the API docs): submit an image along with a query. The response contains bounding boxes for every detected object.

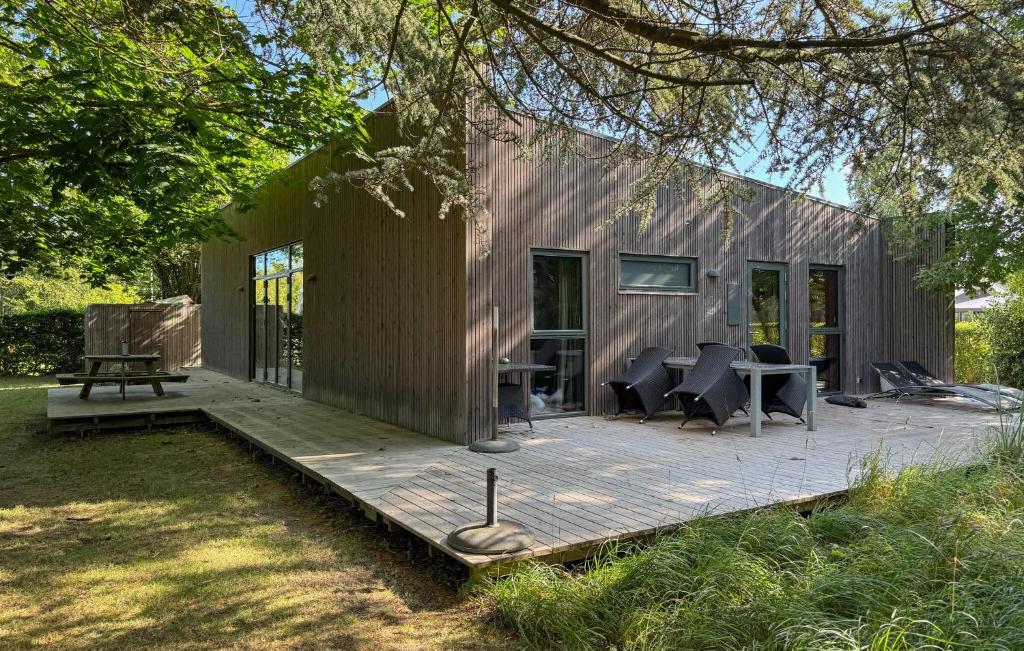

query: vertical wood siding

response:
[201,111,469,443]
[465,112,951,440]
[880,230,955,381]
[84,303,201,372]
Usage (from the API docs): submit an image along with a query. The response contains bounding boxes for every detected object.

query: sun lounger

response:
[868,362,1020,410]
[899,361,1023,402]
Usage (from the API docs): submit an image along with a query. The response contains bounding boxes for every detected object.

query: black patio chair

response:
[498,382,534,429]
[603,346,675,423]
[868,362,1020,409]
[697,341,745,359]
[665,344,748,432]
[696,341,727,350]
[748,344,808,422]
[899,360,1023,403]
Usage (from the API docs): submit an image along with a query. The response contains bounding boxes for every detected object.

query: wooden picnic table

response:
[662,356,818,437]
[79,354,164,400]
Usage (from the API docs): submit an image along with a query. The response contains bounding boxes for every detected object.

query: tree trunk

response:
[151,244,202,302]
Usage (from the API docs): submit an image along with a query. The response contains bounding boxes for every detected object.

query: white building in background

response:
[955,284,1008,321]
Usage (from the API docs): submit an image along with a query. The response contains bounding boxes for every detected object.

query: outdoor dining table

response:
[662,356,817,437]
[81,354,163,399]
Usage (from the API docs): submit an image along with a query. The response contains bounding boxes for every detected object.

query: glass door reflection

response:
[747,262,788,350]
[530,251,587,415]
[251,242,303,392]
[808,266,843,393]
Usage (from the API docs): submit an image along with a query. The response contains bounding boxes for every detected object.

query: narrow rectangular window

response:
[530,250,587,416]
[619,254,696,293]
[808,265,844,394]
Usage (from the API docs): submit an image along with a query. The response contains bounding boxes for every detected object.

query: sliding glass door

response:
[809,265,843,393]
[530,251,587,416]
[252,242,304,392]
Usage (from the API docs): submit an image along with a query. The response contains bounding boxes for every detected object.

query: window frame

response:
[807,264,844,336]
[617,253,698,295]
[529,249,588,338]
[528,249,589,417]
[250,240,304,391]
[808,264,845,395]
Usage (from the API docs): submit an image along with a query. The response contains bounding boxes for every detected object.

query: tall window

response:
[252,242,304,391]
[808,266,843,393]
[530,251,587,415]
[748,262,788,348]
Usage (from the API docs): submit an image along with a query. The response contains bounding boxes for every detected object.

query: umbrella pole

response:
[469,306,520,453]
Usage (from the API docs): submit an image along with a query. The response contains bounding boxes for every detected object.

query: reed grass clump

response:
[487,420,1024,650]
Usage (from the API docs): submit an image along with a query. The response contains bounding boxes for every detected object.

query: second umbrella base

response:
[447,520,535,555]
[468,437,521,453]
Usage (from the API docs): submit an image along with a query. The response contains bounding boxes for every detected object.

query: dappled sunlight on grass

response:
[0,377,508,649]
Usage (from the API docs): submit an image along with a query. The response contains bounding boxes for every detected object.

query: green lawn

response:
[0,378,509,650]
[488,423,1024,650]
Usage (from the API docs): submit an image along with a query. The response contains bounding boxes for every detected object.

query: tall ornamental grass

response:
[487,414,1024,650]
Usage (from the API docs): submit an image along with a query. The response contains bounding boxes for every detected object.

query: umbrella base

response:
[468,437,521,453]
[447,520,535,555]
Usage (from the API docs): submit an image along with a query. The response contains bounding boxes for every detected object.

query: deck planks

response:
[47,368,1005,572]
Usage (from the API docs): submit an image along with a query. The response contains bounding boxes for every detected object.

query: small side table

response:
[497,362,556,429]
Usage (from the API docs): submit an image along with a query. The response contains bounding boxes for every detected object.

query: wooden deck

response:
[48,369,1007,574]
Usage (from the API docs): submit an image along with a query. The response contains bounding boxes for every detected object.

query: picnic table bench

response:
[56,354,189,400]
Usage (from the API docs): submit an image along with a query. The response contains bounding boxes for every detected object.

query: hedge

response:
[954,320,993,384]
[0,309,84,376]
[983,296,1024,389]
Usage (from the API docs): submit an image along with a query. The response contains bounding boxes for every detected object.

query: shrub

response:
[982,295,1024,389]
[0,309,84,376]
[954,320,993,384]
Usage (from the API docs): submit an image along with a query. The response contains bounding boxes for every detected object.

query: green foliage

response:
[486,448,1024,650]
[2,270,139,315]
[981,294,1024,390]
[955,320,994,384]
[0,0,365,284]
[300,0,1023,249]
[0,309,84,375]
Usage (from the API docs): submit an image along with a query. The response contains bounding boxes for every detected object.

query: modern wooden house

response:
[201,107,952,444]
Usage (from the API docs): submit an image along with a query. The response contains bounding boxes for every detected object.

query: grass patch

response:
[0,377,508,649]
[487,419,1024,650]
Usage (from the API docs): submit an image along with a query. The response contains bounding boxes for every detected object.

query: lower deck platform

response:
[47,369,1008,574]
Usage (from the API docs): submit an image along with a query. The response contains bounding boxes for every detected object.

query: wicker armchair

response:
[604,346,674,422]
[666,344,748,431]
[749,344,807,422]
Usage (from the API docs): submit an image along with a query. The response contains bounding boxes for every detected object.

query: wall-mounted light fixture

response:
[705,269,721,279]
[307,274,318,282]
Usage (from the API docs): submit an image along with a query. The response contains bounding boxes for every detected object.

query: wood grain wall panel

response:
[202,110,468,443]
[203,106,949,445]
[879,230,954,382]
[465,111,949,440]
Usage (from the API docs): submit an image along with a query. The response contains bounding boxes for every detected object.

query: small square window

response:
[619,254,696,293]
